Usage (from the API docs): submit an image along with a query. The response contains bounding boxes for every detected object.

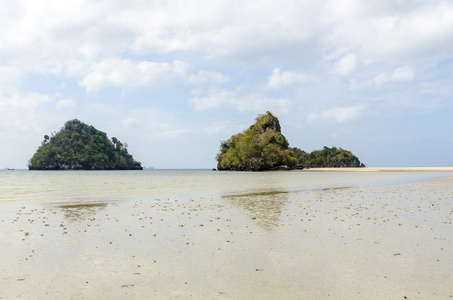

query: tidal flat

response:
[0,171,452,299]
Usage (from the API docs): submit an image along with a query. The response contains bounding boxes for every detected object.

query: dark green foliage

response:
[28,119,142,170]
[216,112,364,171]
[291,146,364,168]
[216,112,297,171]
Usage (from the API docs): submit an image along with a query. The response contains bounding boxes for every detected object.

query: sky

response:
[1,0,452,169]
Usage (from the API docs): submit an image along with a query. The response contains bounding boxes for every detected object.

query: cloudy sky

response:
[1,0,452,169]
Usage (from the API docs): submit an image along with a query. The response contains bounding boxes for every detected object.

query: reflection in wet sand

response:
[321,186,351,191]
[59,202,107,221]
[1,171,453,299]
[223,191,289,230]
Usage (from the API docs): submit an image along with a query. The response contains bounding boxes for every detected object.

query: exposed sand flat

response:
[1,176,452,299]
[300,167,453,172]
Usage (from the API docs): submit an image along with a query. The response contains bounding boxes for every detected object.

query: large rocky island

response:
[216,111,364,171]
[216,112,298,171]
[28,119,142,170]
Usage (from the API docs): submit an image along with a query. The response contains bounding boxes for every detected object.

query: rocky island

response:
[216,111,363,171]
[216,112,298,171]
[291,146,364,168]
[28,119,142,170]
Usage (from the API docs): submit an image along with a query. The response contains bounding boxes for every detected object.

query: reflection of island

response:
[223,190,289,230]
[59,203,107,221]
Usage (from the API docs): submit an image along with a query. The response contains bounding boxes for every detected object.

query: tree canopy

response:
[216,112,364,171]
[216,112,298,171]
[291,146,364,168]
[28,119,142,170]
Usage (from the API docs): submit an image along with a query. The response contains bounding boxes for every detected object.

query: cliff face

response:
[28,119,142,170]
[216,112,298,171]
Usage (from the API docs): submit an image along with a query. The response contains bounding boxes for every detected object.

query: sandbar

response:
[298,166,453,172]
[1,176,452,299]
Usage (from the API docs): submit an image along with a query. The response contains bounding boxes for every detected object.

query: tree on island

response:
[216,111,298,171]
[216,112,364,171]
[28,119,142,170]
[291,146,364,168]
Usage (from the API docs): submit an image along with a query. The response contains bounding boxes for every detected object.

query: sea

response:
[1,169,452,206]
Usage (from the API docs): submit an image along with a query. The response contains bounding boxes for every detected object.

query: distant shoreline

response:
[295,167,453,172]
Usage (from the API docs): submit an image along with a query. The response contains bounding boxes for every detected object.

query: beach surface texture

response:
[1,168,452,299]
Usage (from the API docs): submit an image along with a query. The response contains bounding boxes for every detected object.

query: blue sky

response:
[1,0,452,169]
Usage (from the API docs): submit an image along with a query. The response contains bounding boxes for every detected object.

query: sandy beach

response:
[299,167,453,172]
[1,173,452,299]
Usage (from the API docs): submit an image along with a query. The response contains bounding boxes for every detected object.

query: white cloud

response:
[128,0,320,62]
[322,1,453,66]
[374,65,415,86]
[363,3,453,62]
[63,60,90,78]
[421,81,453,96]
[203,124,231,136]
[349,78,373,91]
[153,126,191,140]
[0,66,22,93]
[0,92,53,110]
[187,70,229,85]
[331,53,357,75]
[0,92,67,167]
[190,90,292,113]
[2,0,451,86]
[203,121,249,138]
[190,90,234,111]
[56,99,76,109]
[267,68,310,90]
[80,59,189,92]
[117,109,192,140]
[307,105,366,123]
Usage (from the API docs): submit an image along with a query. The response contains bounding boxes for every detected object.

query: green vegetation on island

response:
[28,119,142,170]
[216,112,298,171]
[216,111,364,171]
[291,146,364,168]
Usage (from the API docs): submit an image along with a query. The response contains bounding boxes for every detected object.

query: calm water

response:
[1,169,451,206]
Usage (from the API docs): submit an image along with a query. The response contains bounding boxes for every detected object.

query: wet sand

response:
[299,167,453,172]
[1,176,452,299]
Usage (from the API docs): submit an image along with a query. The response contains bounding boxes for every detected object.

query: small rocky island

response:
[216,111,364,171]
[291,146,365,168]
[28,119,142,170]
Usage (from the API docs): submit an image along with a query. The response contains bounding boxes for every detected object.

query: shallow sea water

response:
[1,170,452,299]
[0,169,450,205]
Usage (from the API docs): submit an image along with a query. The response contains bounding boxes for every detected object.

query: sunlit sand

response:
[1,172,452,299]
[299,167,453,172]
